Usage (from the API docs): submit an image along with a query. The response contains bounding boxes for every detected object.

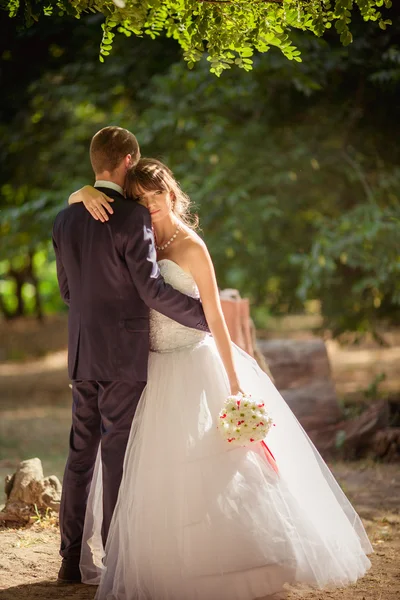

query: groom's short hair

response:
[90,126,140,174]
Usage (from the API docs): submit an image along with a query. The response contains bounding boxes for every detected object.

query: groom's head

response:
[90,126,140,185]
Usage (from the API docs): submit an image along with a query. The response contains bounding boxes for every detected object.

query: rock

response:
[4,472,15,498]
[0,458,62,524]
[257,339,341,428]
[6,457,44,504]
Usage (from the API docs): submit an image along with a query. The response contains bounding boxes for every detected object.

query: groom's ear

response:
[125,154,132,169]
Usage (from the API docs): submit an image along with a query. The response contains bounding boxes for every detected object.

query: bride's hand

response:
[229,378,245,396]
[68,185,114,223]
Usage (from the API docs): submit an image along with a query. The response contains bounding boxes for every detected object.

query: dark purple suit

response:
[52,187,208,559]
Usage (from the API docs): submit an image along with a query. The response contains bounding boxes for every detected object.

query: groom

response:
[53,126,208,584]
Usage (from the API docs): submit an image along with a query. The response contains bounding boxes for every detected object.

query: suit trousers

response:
[59,379,146,560]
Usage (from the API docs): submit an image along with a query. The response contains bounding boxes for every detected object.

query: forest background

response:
[0,2,399,341]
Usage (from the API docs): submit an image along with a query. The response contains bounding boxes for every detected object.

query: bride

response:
[70,158,372,600]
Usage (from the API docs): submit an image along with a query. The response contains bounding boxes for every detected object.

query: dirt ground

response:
[0,462,399,600]
[0,317,399,599]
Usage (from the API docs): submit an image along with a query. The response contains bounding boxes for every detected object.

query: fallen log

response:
[372,427,400,461]
[307,399,391,459]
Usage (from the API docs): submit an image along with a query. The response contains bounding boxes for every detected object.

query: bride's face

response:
[135,187,174,223]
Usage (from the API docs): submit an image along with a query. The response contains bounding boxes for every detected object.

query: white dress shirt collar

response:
[94,180,124,196]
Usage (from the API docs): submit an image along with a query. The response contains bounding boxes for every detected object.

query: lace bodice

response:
[150,259,207,352]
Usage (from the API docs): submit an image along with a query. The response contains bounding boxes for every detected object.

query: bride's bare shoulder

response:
[180,227,207,255]
[178,227,212,275]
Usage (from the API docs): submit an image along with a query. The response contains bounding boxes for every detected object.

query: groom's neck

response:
[95,171,125,189]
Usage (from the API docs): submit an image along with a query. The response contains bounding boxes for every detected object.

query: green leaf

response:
[1,0,395,73]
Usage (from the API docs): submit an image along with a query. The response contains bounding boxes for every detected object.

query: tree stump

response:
[257,338,341,429]
[220,289,254,356]
[0,458,62,524]
[220,289,273,378]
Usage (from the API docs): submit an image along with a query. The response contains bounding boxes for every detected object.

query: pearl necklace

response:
[155,223,180,251]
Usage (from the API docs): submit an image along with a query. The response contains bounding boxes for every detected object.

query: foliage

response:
[0,12,399,335]
[1,0,394,74]
[0,16,178,316]
[132,23,400,334]
[293,202,400,336]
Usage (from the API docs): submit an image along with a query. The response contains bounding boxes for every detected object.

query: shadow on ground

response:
[0,582,97,600]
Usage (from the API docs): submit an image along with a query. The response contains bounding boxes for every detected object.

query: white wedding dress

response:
[80,259,372,600]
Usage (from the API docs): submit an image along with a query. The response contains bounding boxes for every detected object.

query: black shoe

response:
[57,558,82,584]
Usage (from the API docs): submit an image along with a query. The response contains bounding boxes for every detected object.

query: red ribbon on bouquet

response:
[260,441,279,474]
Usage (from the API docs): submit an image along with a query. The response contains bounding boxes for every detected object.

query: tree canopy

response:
[0,10,399,335]
[2,0,394,74]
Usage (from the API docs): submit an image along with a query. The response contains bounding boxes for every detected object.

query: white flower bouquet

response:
[218,392,274,446]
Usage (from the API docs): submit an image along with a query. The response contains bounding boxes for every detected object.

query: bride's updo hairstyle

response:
[126,158,199,230]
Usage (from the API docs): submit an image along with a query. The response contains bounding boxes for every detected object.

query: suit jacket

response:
[52,187,208,382]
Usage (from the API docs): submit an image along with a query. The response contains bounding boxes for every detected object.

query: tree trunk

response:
[28,251,44,322]
[7,266,26,318]
[1,252,44,320]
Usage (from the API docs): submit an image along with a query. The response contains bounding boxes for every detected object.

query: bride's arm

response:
[188,241,243,395]
[68,186,114,222]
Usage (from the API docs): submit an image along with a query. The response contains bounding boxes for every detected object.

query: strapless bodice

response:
[150,259,207,352]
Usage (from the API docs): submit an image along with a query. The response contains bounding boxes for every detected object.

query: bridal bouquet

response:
[218,392,273,446]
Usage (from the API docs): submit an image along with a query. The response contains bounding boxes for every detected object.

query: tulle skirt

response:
[80,337,372,600]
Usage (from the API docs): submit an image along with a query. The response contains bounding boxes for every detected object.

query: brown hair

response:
[126,158,198,229]
[90,126,140,174]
